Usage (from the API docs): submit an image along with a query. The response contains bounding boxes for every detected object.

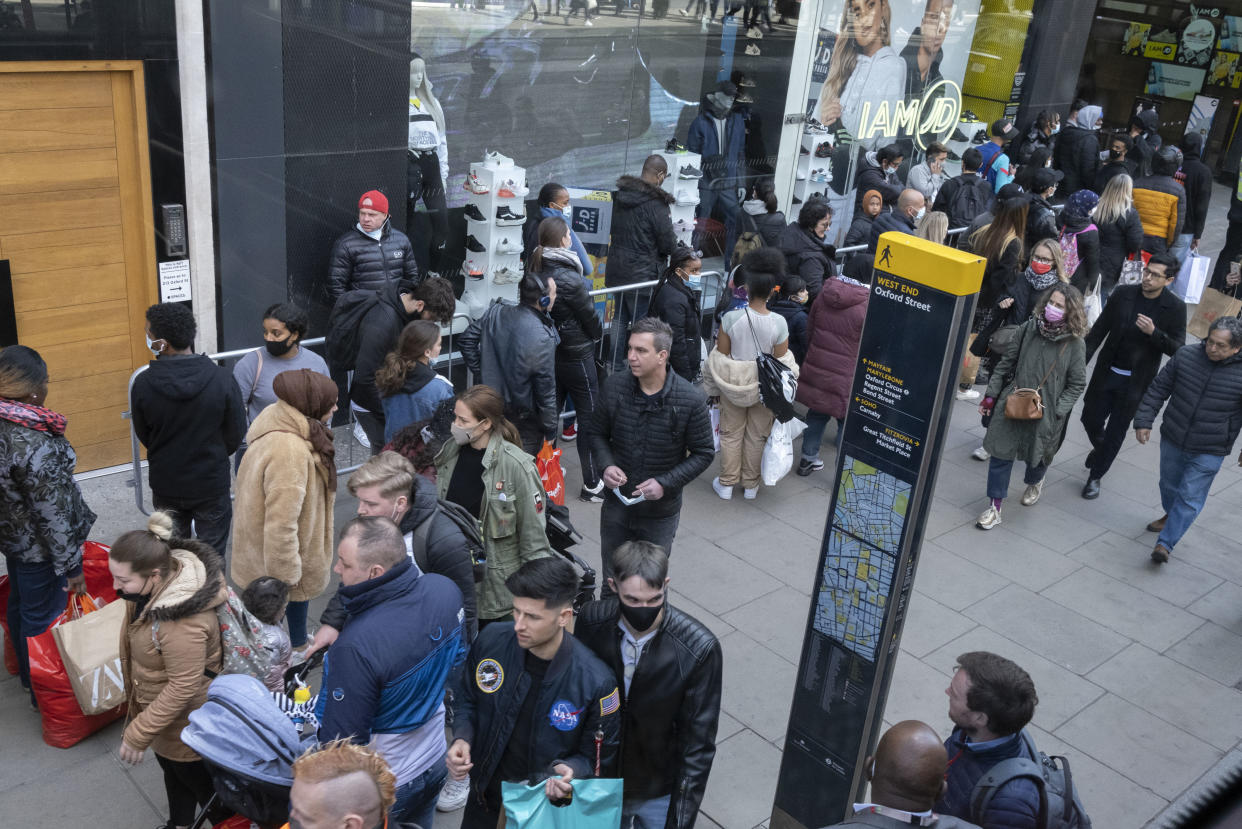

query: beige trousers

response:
[717,397,775,488]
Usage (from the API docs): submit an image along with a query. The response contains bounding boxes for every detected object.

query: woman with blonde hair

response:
[915,210,949,245]
[817,0,904,144]
[376,320,452,444]
[1094,173,1144,301]
[435,385,552,625]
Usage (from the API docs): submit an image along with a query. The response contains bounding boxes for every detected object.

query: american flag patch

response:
[600,687,620,716]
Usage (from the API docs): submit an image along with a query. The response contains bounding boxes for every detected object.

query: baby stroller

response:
[183,672,317,829]
[545,501,597,613]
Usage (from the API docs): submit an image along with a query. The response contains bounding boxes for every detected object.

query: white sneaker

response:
[745,43,761,56]
[495,238,522,255]
[955,388,981,402]
[976,505,1002,530]
[353,421,371,448]
[462,171,489,194]
[971,446,990,461]
[743,486,759,500]
[1021,480,1044,506]
[437,776,470,812]
[484,150,514,167]
[493,266,522,285]
[676,189,700,206]
[712,477,734,500]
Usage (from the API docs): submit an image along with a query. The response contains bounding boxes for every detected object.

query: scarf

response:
[0,398,67,436]
[1036,313,1068,340]
[1025,266,1060,292]
[272,369,338,489]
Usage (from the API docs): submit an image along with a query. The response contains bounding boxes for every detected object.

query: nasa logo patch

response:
[548,699,583,732]
[475,658,504,694]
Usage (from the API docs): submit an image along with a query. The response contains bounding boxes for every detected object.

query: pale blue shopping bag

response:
[501,779,624,828]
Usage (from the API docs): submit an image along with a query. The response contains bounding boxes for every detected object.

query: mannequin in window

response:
[408,55,450,277]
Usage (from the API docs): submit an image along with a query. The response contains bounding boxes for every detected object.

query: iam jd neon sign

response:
[856,79,963,151]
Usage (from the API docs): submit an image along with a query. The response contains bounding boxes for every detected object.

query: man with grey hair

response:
[575,541,722,828]
[1133,316,1242,563]
[318,516,466,827]
[592,319,713,590]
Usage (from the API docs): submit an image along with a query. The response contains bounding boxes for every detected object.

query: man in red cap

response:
[327,189,420,302]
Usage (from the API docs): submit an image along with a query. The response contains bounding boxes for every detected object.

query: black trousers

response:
[408,150,449,275]
[461,791,504,829]
[1080,370,1138,480]
[152,491,232,559]
[556,354,601,489]
[156,754,221,827]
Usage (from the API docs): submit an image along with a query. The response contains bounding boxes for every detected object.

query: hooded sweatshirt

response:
[131,353,247,499]
[1176,132,1213,240]
[1055,105,1102,195]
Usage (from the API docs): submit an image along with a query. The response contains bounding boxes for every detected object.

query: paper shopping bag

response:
[52,595,127,715]
[502,779,624,828]
[1173,253,1211,304]
[1188,287,1242,339]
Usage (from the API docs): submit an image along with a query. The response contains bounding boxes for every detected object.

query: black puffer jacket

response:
[350,282,418,415]
[605,176,678,287]
[326,220,419,301]
[779,222,834,298]
[1134,344,1242,456]
[460,301,559,442]
[853,151,902,211]
[1096,207,1143,291]
[754,211,786,247]
[591,368,714,518]
[132,354,246,499]
[1053,125,1099,195]
[319,474,479,641]
[538,247,603,361]
[575,599,723,829]
[1025,196,1058,250]
[650,276,702,382]
[1056,212,1101,294]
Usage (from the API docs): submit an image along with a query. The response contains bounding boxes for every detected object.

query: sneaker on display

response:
[960,109,980,122]
[737,74,756,88]
[665,137,687,153]
[736,92,754,104]
[678,164,703,179]
[464,203,487,222]
[971,132,987,145]
[463,262,484,279]
[800,145,810,155]
[437,776,469,812]
[946,147,962,162]
[745,43,760,56]
[466,235,486,252]
[501,179,529,197]
[951,127,970,142]
[804,118,830,134]
[497,183,516,198]
[815,141,832,157]
[495,238,522,254]
[463,172,489,194]
[675,189,700,206]
[796,171,807,181]
[493,266,521,284]
[484,150,514,167]
[496,206,525,225]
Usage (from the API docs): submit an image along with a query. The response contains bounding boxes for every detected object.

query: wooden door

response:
[0,61,158,472]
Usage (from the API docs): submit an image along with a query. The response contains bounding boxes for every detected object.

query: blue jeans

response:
[986,457,1046,500]
[1157,440,1224,551]
[390,753,448,828]
[1168,233,1194,268]
[3,555,67,699]
[624,794,672,828]
[286,600,309,648]
[800,410,841,460]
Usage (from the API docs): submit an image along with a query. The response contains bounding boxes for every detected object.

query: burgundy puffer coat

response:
[795,278,869,419]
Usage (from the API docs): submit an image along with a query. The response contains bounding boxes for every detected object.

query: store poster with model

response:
[807,0,982,242]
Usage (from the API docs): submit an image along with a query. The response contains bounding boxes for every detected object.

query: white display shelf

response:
[459,158,528,319]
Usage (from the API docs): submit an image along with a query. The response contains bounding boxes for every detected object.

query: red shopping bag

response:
[536,440,566,505]
[28,541,124,748]
[0,576,18,676]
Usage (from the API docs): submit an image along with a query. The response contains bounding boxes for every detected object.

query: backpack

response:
[1058,224,1097,277]
[977,142,1003,187]
[326,288,382,372]
[731,212,764,270]
[970,730,1093,829]
[150,585,278,682]
[744,308,798,423]
[948,177,990,230]
[409,499,487,583]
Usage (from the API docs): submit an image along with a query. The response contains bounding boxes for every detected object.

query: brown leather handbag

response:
[1003,341,1068,421]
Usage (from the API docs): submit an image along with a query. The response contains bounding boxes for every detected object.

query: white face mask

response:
[914,207,926,222]
[145,334,164,357]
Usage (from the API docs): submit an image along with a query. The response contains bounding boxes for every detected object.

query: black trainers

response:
[665,137,687,153]
[678,164,703,179]
[466,235,486,252]
[946,147,962,162]
[579,481,605,502]
[815,141,831,157]
[464,203,486,222]
[796,457,824,476]
[960,109,980,122]
[792,194,802,204]
[951,127,969,142]
[800,145,809,155]
[971,132,988,145]
[496,206,525,225]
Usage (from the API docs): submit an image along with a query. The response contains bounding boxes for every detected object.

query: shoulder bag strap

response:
[1035,341,1070,391]
[744,307,763,354]
[246,350,264,409]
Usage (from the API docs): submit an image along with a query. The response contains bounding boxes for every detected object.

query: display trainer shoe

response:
[976,504,1002,530]
[815,141,832,157]
[804,118,830,134]
[676,189,700,206]
[736,92,754,104]
[497,183,516,198]
[493,266,521,284]
[665,137,687,152]
[971,132,988,145]
[462,261,484,279]
[800,145,810,155]
[484,150,514,166]
[464,203,486,222]
[1020,480,1044,506]
[463,171,489,194]
[737,73,756,88]
[678,164,703,179]
[796,457,824,477]
[951,127,970,142]
[496,206,525,225]
[744,43,761,56]
[466,235,486,252]
[495,237,522,255]
[498,179,529,198]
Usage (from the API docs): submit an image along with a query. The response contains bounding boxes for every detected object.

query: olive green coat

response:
[983,319,1087,467]
[435,436,552,621]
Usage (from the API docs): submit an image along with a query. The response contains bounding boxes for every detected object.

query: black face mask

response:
[618,598,664,632]
[265,336,295,357]
[1108,149,1123,161]
[117,575,151,606]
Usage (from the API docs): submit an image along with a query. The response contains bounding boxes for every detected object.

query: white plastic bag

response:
[709,404,721,452]
[1084,276,1102,326]
[1172,253,1210,304]
[761,417,806,486]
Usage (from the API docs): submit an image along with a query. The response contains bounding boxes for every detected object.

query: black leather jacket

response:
[575,599,722,829]
[326,219,419,301]
[454,623,622,812]
[459,301,560,441]
[539,247,603,361]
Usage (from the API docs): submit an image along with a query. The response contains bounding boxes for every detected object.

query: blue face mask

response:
[680,269,702,289]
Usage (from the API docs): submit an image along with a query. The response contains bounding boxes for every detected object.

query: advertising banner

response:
[1146,62,1207,101]
[1209,50,1241,87]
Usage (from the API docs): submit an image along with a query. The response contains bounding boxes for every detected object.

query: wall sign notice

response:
[771,235,984,829]
[158,259,192,302]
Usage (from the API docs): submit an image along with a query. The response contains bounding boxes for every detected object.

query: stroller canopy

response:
[182,673,312,787]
